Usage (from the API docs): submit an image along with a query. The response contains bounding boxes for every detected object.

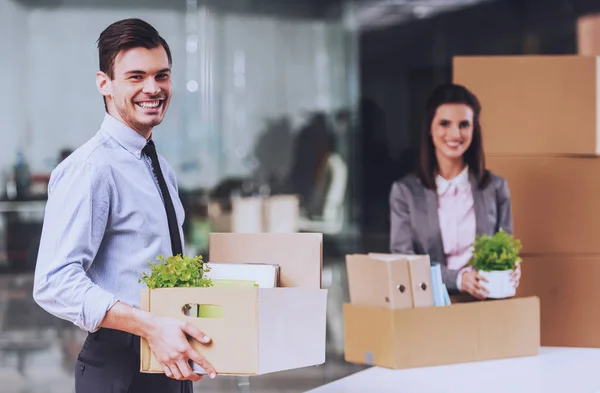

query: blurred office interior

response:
[1,0,600,391]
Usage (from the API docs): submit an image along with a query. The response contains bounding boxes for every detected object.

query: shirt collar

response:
[100,113,148,159]
[435,165,470,195]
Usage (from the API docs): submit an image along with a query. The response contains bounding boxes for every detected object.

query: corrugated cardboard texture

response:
[209,233,322,289]
[487,155,600,254]
[453,56,599,155]
[344,297,540,369]
[346,254,433,309]
[517,255,600,347]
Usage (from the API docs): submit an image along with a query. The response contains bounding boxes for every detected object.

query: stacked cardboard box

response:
[453,55,600,347]
[343,254,539,369]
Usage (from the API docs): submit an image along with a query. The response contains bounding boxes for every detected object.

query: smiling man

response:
[33,19,215,393]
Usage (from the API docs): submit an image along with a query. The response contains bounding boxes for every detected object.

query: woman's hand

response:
[461,270,489,300]
[511,262,521,288]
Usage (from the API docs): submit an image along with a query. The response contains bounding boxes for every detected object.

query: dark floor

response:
[0,262,367,393]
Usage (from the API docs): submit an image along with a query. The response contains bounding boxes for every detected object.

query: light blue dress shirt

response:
[33,113,185,332]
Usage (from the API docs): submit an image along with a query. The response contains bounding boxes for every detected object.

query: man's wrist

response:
[100,301,156,338]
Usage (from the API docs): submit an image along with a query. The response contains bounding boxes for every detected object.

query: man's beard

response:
[115,100,164,131]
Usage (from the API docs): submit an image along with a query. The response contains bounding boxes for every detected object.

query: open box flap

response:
[209,233,323,289]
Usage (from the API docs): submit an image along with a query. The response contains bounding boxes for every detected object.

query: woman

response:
[389,83,520,300]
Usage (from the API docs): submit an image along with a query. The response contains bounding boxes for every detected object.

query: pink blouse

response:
[435,166,476,290]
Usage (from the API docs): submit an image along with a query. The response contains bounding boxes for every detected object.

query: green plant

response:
[468,229,522,272]
[138,254,213,289]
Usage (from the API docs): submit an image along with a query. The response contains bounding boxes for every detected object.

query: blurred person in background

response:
[32,18,216,392]
[389,84,520,300]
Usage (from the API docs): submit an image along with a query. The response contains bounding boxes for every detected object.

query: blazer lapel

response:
[470,173,488,236]
[424,186,445,262]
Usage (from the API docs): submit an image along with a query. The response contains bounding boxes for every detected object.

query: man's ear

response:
[96,71,111,98]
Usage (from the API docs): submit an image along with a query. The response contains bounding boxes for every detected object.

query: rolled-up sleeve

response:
[33,159,118,332]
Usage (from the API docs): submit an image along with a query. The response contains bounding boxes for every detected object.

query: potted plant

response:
[139,254,214,290]
[139,254,216,373]
[467,229,522,299]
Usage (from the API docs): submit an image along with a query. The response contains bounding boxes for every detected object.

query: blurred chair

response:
[298,153,348,234]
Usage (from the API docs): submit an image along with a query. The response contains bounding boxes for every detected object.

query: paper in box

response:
[140,233,327,376]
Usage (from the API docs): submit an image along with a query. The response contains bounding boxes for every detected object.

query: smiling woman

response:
[388,83,521,300]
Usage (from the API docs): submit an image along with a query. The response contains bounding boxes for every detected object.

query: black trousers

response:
[75,328,193,393]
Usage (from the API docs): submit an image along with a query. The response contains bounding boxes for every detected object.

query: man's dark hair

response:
[417,83,490,190]
[97,18,172,79]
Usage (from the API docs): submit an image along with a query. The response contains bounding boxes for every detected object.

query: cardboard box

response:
[453,55,600,155]
[578,14,600,55]
[517,255,600,348]
[344,297,540,369]
[209,195,300,234]
[487,155,600,254]
[346,254,434,309]
[140,233,327,375]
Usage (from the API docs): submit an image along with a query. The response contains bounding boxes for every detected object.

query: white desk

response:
[306,347,600,393]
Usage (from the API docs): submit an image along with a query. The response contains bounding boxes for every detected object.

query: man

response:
[32,18,216,393]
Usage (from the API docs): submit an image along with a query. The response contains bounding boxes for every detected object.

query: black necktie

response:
[143,140,183,257]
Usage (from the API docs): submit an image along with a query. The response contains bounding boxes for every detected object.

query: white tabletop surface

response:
[306,347,600,393]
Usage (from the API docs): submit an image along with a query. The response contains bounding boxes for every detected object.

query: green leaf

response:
[138,254,213,289]
[467,229,522,272]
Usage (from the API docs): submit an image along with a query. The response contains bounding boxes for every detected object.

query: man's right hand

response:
[144,315,216,382]
[460,270,489,300]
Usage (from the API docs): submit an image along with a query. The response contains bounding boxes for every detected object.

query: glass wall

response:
[0,0,360,267]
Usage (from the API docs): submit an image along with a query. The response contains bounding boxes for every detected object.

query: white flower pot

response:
[478,269,516,299]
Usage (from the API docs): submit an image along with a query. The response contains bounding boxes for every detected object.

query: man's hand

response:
[100,302,216,382]
[460,270,489,300]
[145,316,216,381]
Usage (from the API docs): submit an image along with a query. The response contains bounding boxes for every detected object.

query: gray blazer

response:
[389,171,513,292]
